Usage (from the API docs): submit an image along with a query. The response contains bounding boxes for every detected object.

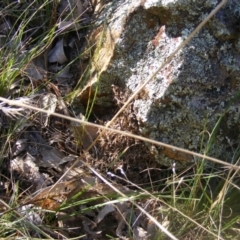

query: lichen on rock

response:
[79,0,240,167]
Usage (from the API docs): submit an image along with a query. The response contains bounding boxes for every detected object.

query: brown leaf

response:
[27,176,133,211]
[28,178,87,210]
[161,147,191,162]
[72,114,98,150]
[39,93,57,127]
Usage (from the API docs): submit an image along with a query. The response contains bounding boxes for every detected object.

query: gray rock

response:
[79,0,240,167]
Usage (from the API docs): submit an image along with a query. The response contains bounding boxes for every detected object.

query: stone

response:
[79,0,240,167]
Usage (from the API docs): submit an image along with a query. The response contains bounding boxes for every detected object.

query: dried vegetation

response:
[1,0,240,239]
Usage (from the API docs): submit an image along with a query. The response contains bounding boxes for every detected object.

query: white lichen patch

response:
[86,0,240,167]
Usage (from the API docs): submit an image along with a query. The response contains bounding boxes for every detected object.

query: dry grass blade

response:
[0,105,23,118]
[0,97,238,171]
[88,166,178,240]
[111,171,225,240]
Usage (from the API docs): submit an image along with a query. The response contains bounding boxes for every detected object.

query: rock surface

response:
[79,0,240,167]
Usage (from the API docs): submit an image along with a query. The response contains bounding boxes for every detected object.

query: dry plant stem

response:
[0,97,238,171]
[85,0,228,152]
[210,158,240,236]
[110,173,224,239]
[88,166,178,240]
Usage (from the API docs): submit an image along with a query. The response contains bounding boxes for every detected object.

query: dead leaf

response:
[72,114,98,150]
[10,153,52,190]
[18,204,42,225]
[13,139,27,156]
[0,35,7,48]
[28,175,133,211]
[59,155,78,165]
[24,55,47,81]
[162,147,192,162]
[40,146,65,170]
[28,178,87,210]
[57,0,84,32]
[58,19,81,32]
[96,204,115,223]
[39,93,57,127]
[62,165,86,181]
[56,65,73,83]
[133,226,148,240]
[26,128,65,171]
[115,202,137,238]
[0,20,11,34]
[0,20,11,48]
[48,38,68,64]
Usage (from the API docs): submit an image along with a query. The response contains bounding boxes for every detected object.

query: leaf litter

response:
[0,0,173,239]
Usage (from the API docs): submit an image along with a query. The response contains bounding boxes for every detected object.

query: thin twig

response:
[0,97,237,170]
